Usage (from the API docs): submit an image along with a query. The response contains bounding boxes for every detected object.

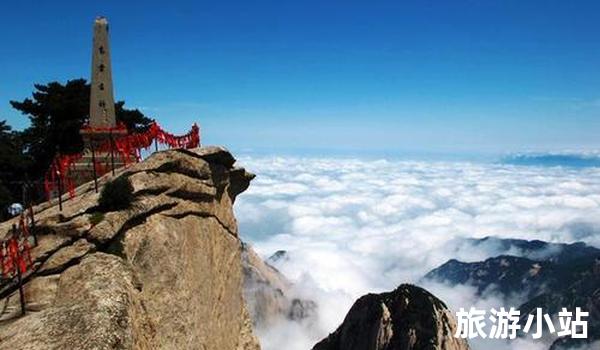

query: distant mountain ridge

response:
[424,237,600,349]
[502,153,600,167]
[465,236,600,264]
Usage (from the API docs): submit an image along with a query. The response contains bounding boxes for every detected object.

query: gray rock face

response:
[241,243,291,329]
[288,298,318,321]
[267,250,288,263]
[312,284,470,350]
[0,147,260,350]
[241,244,318,330]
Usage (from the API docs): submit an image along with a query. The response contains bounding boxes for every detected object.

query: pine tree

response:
[10,78,153,180]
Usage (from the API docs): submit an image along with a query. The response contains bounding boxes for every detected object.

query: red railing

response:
[44,121,200,201]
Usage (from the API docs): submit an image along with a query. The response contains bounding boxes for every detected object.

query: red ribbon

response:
[0,242,6,277]
[43,122,201,201]
[1,220,34,277]
[1,238,19,278]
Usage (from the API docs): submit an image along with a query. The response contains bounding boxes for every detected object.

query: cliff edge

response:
[0,146,260,350]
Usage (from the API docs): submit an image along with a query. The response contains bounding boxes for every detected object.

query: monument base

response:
[70,129,130,188]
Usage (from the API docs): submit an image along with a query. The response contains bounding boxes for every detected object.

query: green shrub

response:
[89,211,105,226]
[98,176,134,211]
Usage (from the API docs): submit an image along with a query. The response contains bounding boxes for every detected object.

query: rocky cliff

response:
[0,147,260,350]
[312,284,469,350]
[241,243,317,331]
[241,243,292,329]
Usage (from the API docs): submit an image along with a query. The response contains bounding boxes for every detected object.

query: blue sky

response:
[1,0,600,155]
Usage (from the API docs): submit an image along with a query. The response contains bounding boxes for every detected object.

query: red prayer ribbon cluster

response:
[44,153,83,199]
[1,215,34,278]
[43,122,200,201]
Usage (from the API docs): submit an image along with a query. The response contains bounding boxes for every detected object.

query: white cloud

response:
[234,156,600,349]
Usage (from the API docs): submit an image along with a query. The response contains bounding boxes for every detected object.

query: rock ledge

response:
[0,146,260,350]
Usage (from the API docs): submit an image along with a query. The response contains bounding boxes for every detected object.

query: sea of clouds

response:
[234,155,600,350]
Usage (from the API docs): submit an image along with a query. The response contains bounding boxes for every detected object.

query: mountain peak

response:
[312,284,469,350]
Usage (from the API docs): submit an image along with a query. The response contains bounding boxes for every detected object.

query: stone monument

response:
[89,16,116,128]
[76,17,127,187]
